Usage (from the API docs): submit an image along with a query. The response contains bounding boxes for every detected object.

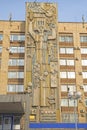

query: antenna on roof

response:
[9,13,12,21]
[82,15,85,28]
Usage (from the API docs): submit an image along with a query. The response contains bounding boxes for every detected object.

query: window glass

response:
[68,85,76,92]
[10,34,25,41]
[81,48,87,54]
[80,36,87,43]
[8,72,24,78]
[68,72,75,78]
[10,47,25,53]
[0,116,2,125]
[8,72,16,78]
[82,60,87,66]
[60,48,73,54]
[61,85,76,92]
[9,59,17,66]
[82,72,87,78]
[61,99,68,106]
[60,59,74,66]
[16,85,24,92]
[62,113,78,123]
[69,99,77,107]
[17,59,24,66]
[66,48,73,54]
[60,59,66,65]
[59,36,73,42]
[85,99,87,106]
[18,47,25,53]
[8,85,15,92]
[8,85,24,92]
[61,85,67,91]
[67,60,74,66]
[60,48,66,53]
[20,35,25,41]
[0,46,2,53]
[60,72,67,78]
[60,72,75,78]
[0,34,3,41]
[13,35,18,41]
[9,59,24,66]
[83,85,87,92]
[18,72,24,78]
[14,116,21,125]
[61,99,77,107]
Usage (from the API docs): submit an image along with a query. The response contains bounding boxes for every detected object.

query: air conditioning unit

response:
[74,47,77,50]
[77,47,80,50]
[79,99,82,103]
[75,57,79,60]
[80,109,85,113]
[80,85,84,89]
[81,114,85,117]
[78,72,82,75]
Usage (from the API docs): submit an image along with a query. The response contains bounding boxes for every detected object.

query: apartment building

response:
[0,2,87,130]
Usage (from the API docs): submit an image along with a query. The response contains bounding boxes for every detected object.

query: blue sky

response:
[0,0,87,22]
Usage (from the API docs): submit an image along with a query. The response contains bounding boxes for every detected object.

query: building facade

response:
[0,2,87,130]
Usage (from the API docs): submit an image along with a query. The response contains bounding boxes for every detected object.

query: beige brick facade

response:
[0,2,87,130]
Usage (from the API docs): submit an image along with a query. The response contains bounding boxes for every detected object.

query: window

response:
[62,113,78,123]
[60,59,74,66]
[0,46,2,53]
[82,60,87,66]
[69,99,77,107]
[61,85,76,92]
[0,34,3,41]
[59,36,73,42]
[8,72,24,78]
[60,72,75,78]
[9,59,24,66]
[81,48,87,54]
[61,99,68,106]
[61,99,77,107]
[10,34,25,41]
[0,116,2,125]
[80,36,87,43]
[60,48,74,54]
[60,72,67,78]
[83,85,87,92]
[82,72,87,79]
[8,85,24,92]
[14,116,21,125]
[85,99,87,106]
[10,47,25,53]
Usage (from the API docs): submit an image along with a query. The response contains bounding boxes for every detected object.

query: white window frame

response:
[82,60,87,66]
[0,34,3,41]
[60,59,74,66]
[60,48,73,54]
[9,59,24,66]
[8,84,24,92]
[61,99,68,106]
[59,36,73,43]
[10,47,25,53]
[83,85,87,92]
[8,72,24,78]
[60,72,75,78]
[81,48,87,54]
[61,85,76,92]
[80,36,87,43]
[10,34,25,41]
[82,72,87,79]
